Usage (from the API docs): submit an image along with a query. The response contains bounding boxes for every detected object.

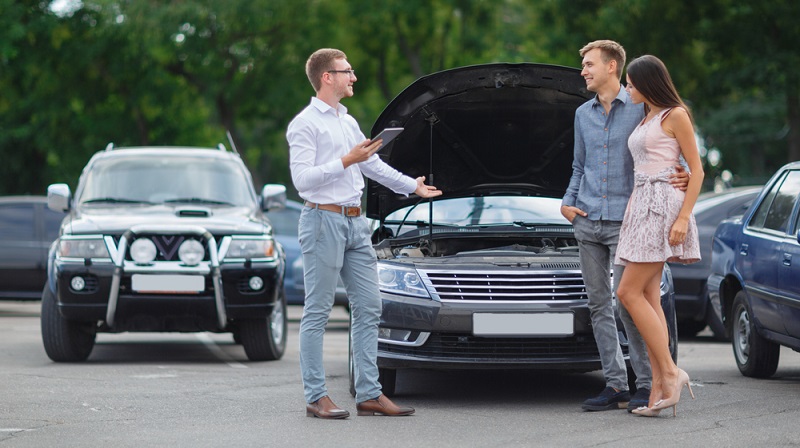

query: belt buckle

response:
[344,206,360,217]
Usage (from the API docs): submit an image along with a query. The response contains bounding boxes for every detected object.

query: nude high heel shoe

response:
[631,406,661,417]
[651,369,695,416]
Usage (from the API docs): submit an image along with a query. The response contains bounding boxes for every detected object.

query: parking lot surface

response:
[1,302,799,447]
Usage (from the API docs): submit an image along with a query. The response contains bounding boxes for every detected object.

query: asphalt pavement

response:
[1,302,799,447]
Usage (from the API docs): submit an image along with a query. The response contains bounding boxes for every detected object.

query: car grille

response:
[379,333,620,360]
[420,269,588,302]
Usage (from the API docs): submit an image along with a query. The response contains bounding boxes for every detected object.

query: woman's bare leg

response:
[617,262,679,405]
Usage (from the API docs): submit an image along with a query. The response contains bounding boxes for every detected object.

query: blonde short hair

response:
[305,48,347,91]
[579,40,626,80]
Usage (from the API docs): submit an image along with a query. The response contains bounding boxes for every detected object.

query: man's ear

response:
[608,59,617,75]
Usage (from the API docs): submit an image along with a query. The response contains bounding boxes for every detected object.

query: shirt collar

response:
[591,85,629,108]
[310,96,348,115]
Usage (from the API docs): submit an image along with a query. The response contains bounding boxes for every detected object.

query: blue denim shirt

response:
[562,87,644,221]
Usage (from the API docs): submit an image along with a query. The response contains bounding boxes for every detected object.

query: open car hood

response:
[366,63,591,220]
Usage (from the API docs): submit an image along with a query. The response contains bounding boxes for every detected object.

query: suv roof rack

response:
[105,142,114,152]
[217,143,227,151]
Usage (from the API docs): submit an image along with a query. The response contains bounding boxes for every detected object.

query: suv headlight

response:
[58,236,111,259]
[224,237,275,259]
[377,263,430,298]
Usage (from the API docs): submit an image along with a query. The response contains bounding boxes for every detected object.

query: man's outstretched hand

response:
[414,176,443,199]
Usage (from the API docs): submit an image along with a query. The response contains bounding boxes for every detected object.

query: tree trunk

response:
[787,83,800,163]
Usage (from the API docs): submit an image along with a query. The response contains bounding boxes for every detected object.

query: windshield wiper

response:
[82,197,153,204]
[163,198,236,206]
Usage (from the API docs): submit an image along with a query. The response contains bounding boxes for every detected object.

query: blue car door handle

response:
[740,243,749,256]
[784,253,792,266]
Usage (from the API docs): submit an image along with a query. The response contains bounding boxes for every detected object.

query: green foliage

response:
[0,0,797,196]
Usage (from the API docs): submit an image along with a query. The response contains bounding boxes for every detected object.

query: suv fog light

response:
[70,276,86,291]
[130,238,157,264]
[248,276,264,291]
[178,240,205,266]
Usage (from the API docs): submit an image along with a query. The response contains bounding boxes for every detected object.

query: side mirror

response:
[47,183,72,212]
[261,184,287,211]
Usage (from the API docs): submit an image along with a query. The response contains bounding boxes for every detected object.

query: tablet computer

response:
[373,127,403,149]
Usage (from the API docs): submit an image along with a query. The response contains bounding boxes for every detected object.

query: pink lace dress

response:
[615,108,700,266]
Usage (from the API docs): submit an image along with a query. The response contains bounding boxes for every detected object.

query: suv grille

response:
[420,269,587,302]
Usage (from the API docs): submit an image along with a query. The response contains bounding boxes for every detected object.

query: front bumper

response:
[376,293,621,371]
[54,226,282,332]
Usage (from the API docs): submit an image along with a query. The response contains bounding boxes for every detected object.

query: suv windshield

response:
[385,196,569,227]
[78,155,255,207]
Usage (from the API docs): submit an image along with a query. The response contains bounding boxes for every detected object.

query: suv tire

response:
[239,290,287,361]
[732,291,780,378]
[41,285,96,362]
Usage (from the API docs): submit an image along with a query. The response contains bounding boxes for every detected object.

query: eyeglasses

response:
[327,69,355,77]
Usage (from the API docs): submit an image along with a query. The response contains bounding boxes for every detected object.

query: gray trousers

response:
[298,207,383,403]
[572,216,651,390]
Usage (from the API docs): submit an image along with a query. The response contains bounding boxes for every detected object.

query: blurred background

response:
[1,0,797,200]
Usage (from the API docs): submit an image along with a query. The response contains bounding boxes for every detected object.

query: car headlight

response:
[58,236,111,259]
[225,237,275,259]
[377,263,430,298]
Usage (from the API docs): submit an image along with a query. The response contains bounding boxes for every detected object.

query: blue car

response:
[708,161,800,377]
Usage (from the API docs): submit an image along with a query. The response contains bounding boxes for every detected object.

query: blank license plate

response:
[131,274,205,293]
[473,313,574,336]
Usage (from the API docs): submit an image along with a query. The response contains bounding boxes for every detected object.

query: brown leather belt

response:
[305,201,362,217]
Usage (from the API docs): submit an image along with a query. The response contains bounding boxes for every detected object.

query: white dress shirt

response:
[287,97,417,206]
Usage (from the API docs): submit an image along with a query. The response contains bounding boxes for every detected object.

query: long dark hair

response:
[626,55,692,122]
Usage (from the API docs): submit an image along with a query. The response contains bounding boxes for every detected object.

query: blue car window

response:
[0,203,36,241]
[750,173,784,230]
[763,170,800,233]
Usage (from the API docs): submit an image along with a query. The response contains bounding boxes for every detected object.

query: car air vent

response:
[539,262,581,269]
[176,208,210,217]
[533,226,574,233]
[419,227,480,234]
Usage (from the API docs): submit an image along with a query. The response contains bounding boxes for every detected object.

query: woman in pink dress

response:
[615,55,704,417]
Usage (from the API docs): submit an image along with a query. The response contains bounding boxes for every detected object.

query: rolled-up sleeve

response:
[359,155,417,196]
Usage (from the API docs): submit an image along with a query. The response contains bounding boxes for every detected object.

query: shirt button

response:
[603,161,607,165]
[603,145,607,148]
[604,128,608,131]
[602,195,606,198]
[603,179,606,182]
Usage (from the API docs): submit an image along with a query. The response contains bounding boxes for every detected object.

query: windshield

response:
[78,155,256,207]
[384,196,569,227]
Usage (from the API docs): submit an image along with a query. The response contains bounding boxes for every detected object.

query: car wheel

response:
[40,285,96,362]
[731,291,780,378]
[239,290,287,361]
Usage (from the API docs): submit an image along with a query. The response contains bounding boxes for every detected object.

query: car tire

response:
[40,285,96,362]
[731,291,780,378]
[239,290,287,361]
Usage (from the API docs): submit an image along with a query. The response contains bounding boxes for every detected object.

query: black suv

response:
[42,144,287,362]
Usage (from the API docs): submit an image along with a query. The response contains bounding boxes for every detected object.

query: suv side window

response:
[762,170,800,233]
[0,203,36,241]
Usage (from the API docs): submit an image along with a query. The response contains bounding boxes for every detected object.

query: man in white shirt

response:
[287,48,441,419]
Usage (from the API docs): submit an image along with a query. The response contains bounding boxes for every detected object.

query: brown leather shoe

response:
[306,396,350,419]
[356,394,415,416]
